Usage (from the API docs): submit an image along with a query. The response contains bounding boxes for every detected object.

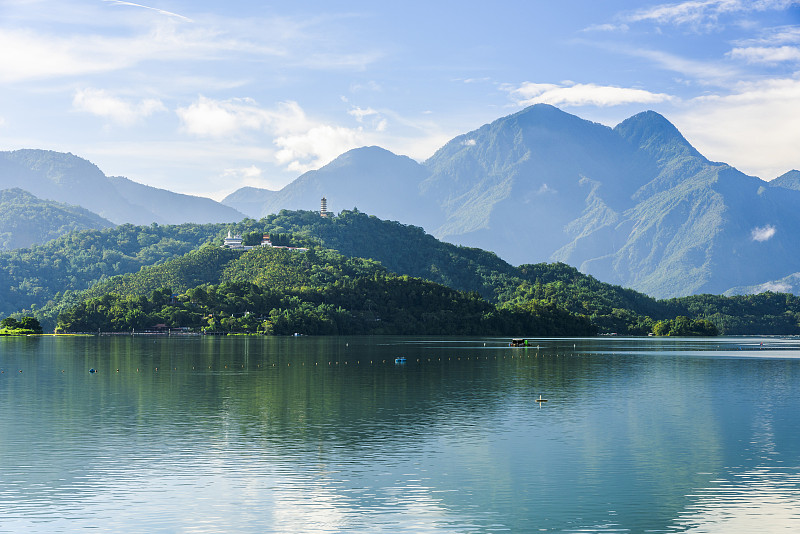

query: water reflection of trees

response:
[5,336,800,533]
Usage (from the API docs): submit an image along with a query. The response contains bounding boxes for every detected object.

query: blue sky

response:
[0,0,798,199]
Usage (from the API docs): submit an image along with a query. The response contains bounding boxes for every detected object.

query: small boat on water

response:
[535,395,547,403]
[395,357,407,364]
[510,338,528,347]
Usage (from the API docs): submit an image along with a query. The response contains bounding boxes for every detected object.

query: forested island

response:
[4,209,800,336]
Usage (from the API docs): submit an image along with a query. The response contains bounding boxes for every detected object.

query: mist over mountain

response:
[0,150,245,225]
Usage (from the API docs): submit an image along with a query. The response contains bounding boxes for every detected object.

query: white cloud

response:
[621,47,741,85]
[349,80,382,93]
[537,183,556,194]
[506,81,675,107]
[461,139,476,146]
[102,1,193,22]
[728,45,800,64]
[0,6,366,85]
[751,225,777,241]
[583,23,630,32]
[348,106,378,121]
[625,0,799,31]
[221,165,266,188]
[673,76,800,179]
[73,88,166,125]
[177,97,365,173]
[176,96,264,137]
[734,25,800,46]
[275,124,363,173]
[348,106,388,131]
[0,23,276,83]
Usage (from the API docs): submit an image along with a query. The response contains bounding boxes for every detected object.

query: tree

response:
[1,317,19,329]
[242,231,263,246]
[18,316,43,333]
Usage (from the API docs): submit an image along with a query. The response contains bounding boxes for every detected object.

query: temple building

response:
[221,231,306,252]
[223,231,243,248]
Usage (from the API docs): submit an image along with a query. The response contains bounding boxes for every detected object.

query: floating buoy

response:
[535,395,548,403]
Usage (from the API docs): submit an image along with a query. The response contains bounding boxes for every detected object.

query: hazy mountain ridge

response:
[0,188,114,250]
[4,105,799,298]
[221,186,278,218]
[243,146,442,230]
[0,149,245,226]
[222,104,798,298]
[769,169,800,191]
[107,175,245,225]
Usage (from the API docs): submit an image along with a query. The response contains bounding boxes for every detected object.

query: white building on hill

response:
[222,232,306,252]
[223,231,244,248]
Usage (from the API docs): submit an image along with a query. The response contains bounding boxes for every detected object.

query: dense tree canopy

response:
[0,315,42,334]
[4,209,799,336]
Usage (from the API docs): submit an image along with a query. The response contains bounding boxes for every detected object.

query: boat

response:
[394,357,407,364]
[535,395,547,403]
[510,338,528,347]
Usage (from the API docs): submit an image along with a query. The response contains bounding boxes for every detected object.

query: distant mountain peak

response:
[509,103,603,130]
[769,169,800,191]
[5,148,105,182]
[614,110,703,163]
[326,146,415,169]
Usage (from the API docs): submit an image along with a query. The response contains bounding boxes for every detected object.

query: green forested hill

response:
[213,210,671,334]
[221,209,524,299]
[663,292,800,336]
[4,209,800,336]
[0,222,224,318]
[54,244,595,337]
[0,188,114,251]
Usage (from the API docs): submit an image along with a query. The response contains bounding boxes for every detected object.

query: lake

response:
[1,335,799,533]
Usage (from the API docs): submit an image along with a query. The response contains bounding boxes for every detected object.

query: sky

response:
[0,0,798,199]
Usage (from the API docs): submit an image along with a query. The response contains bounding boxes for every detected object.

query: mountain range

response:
[0,149,244,226]
[222,105,800,299]
[2,105,798,299]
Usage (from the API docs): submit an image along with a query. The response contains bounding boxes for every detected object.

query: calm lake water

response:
[1,335,799,533]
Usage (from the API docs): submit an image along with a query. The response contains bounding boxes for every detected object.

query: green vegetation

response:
[0,188,113,251]
[0,222,225,320]
[652,316,718,337]
[0,316,42,335]
[663,292,800,336]
[3,208,799,336]
[54,247,595,336]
